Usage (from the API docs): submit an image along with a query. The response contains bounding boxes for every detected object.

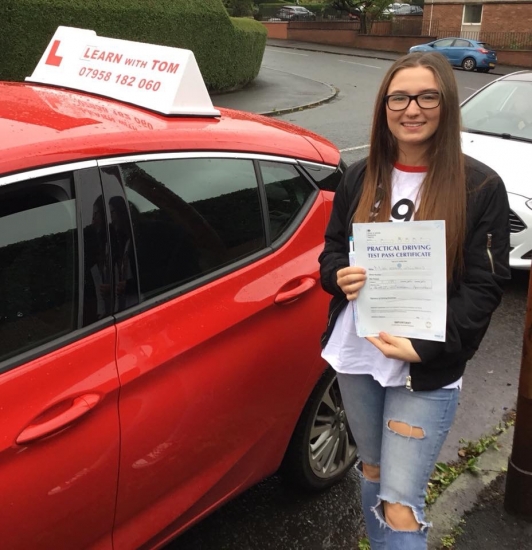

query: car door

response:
[107,154,331,549]
[450,39,472,64]
[431,38,456,64]
[0,165,120,550]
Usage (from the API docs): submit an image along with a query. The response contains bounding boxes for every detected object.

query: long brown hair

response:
[354,52,466,278]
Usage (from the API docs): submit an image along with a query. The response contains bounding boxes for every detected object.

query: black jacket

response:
[319,156,511,391]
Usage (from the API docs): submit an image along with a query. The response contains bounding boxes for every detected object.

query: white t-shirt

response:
[322,163,461,390]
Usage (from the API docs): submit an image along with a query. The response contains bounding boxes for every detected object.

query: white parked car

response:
[461,71,532,269]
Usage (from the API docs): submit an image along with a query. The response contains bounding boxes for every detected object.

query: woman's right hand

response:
[337,266,367,301]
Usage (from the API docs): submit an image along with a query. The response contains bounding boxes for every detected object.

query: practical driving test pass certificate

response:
[352,220,447,342]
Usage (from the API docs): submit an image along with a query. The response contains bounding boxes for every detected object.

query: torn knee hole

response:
[388,420,425,439]
[382,501,421,530]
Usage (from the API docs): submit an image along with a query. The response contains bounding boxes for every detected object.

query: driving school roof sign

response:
[26,26,220,117]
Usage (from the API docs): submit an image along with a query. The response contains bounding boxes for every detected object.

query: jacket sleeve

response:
[411,175,511,364]
[318,163,362,297]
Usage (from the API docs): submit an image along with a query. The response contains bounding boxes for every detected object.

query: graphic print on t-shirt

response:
[391,197,415,221]
[389,165,426,222]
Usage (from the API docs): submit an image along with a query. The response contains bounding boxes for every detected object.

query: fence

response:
[437,30,532,50]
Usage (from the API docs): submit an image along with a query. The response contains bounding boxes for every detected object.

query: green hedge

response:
[0,0,266,92]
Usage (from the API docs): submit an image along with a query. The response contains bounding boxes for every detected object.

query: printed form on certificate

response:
[352,220,447,342]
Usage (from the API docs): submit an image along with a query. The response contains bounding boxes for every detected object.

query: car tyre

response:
[462,57,477,71]
[280,367,357,492]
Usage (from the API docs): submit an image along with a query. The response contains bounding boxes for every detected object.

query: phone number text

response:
[78,67,161,91]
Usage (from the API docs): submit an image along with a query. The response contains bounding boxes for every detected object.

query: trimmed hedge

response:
[0,0,267,91]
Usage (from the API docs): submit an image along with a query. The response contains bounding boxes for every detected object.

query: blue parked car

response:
[409,37,497,72]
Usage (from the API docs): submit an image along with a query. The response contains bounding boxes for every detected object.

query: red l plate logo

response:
[45,40,63,67]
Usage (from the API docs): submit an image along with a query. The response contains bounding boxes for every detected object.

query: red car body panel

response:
[0,328,120,550]
[0,82,339,176]
[113,196,330,549]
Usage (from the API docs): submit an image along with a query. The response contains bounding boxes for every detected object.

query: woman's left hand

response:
[366,332,421,362]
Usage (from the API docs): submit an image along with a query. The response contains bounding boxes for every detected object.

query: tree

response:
[328,0,391,33]
[228,0,254,17]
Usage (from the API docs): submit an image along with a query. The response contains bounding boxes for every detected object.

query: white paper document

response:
[352,221,447,342]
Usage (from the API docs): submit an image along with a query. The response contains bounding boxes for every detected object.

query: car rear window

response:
[479,43,494,50]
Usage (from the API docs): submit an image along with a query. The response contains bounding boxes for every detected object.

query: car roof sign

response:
[26,26,220,117]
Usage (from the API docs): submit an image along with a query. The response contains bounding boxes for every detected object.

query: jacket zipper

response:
[486,233,495,274]
[405,375,413,391]
[327,300,344,327]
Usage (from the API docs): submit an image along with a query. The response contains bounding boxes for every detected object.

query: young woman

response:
[319,52,510,549]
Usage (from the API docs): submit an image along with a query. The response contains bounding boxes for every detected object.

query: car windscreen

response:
[461,80,532,141]
[478,42,494,51]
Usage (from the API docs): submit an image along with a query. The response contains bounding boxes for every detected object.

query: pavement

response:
[212,39,532,549]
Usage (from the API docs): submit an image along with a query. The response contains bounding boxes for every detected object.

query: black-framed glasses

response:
[385,92,441,111]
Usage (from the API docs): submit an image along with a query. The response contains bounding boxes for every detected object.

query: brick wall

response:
[288,28,359,46]
[482,3,532,32]
[497,50,532,67]
[352,34,435,52]
[262,22,288,39]
[423,4,463,34]
[282,27,433,51]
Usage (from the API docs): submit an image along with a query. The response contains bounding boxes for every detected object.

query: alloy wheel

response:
[463,58,476,71]
[308,376,357,479]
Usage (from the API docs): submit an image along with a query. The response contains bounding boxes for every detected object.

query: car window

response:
[116,158,265,300]
[461,81,532,140]
[259,161,314,242]
[0,174,78,363]
[453,39,471,48]
[300,162,344,192]
[434,39,455,48]
[479,42,494,51]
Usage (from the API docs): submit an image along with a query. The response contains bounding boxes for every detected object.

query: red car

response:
[0,28,356,550]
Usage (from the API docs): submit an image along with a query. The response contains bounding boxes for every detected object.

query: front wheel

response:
[280,367,358,492]
[462,57,477,71]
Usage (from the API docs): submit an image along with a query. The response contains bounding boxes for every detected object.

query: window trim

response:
[253,159,272,247]
[0,160,98,187]
[97,152,300,167]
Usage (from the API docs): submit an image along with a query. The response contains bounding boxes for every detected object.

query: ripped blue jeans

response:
[337,373,460,550]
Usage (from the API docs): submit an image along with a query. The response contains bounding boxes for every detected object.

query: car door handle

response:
[16,394,101,445]
[274,277,316,304]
